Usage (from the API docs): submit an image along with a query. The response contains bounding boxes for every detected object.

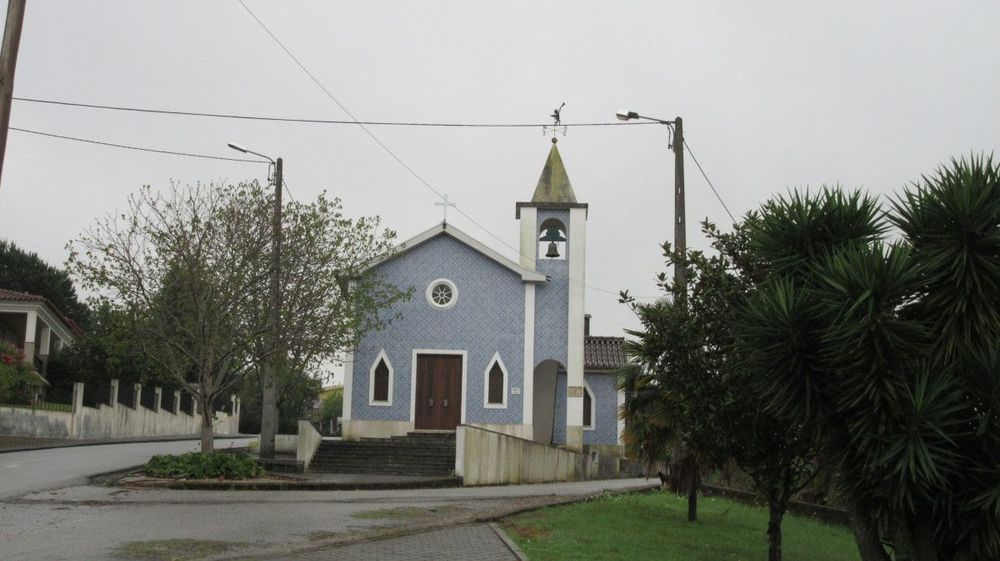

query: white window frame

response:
[368,349,394,406]
[583,379,595,430]
[426,278,458,309]
[483,352,509,409]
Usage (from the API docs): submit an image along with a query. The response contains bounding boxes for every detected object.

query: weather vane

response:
[542,102,568,137]
[435,193,457,224]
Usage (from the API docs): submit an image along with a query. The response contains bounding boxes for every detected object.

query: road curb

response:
[0,434,251,455]
[489,522,529,561]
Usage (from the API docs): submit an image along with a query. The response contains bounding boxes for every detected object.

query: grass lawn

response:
[503,491,860,561]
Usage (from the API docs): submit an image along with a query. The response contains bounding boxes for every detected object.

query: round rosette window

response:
[426,279,458,309]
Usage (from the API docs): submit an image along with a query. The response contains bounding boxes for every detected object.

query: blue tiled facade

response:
[551,371,620,445]
[352,234,525,425]
[533,209,570,367]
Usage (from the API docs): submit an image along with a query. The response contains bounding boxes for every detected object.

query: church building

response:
[342,139,625,453]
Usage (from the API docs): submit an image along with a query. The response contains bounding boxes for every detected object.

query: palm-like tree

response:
[739,158,1000,561]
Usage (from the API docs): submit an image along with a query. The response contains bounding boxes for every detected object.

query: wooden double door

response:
[414,354,463,430]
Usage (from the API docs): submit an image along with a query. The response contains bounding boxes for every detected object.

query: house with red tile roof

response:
[0,288,82,381]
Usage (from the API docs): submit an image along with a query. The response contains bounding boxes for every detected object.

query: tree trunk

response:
[846,498,891,561]
[199,397,214,452]
[767,499,785,561]
[911,517,938,561]
[687,468,699,522]
[259,370,277,458]
[889,515,915,561]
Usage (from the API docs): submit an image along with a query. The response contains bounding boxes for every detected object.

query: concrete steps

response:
[310,432,456,477]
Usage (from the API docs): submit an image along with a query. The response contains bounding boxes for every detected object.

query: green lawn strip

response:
[503,491,859,561]
[113,539,248,561]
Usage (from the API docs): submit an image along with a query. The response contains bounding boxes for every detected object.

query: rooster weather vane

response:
[543,102,568,137]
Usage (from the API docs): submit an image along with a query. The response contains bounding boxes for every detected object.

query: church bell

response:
[539,227,566,258]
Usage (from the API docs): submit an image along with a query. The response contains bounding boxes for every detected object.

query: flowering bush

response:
[0,341,43,404]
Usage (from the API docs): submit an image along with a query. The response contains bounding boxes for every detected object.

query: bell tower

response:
[516,138,588,451]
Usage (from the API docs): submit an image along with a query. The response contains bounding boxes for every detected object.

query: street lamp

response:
[228,142,283,460]
[616,110,686,296]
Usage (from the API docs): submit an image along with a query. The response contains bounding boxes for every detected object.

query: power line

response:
[9,126,267,163]
[235,0,655,302]
[11,96,658,129]
[684,139,737,223]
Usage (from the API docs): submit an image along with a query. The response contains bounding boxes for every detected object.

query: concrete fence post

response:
[110,379,119,409]
[154,387,162,412]
[71,382,84,413]
[71,382,84,438]
[173,391,181,415]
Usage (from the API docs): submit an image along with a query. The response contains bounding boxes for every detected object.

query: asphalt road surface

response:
[0,437,253,499]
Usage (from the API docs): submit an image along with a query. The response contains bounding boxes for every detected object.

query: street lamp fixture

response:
[227,142,275,163]
[616,109,686,296]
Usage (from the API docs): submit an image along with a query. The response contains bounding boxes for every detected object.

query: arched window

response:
[583,383,594,429]
[369,350,393,406]
[484,353,508,408]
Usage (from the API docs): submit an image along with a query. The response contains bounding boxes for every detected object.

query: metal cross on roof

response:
[435,193,457,223]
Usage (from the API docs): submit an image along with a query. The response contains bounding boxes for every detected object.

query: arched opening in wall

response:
[538,218,567,260]
[532,359,563,444]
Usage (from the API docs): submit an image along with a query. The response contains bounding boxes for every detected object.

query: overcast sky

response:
[1,1,998,382]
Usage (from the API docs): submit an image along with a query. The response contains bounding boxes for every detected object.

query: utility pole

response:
[672,116,686,295]
[0,0,26,188]
[260,157,283,459]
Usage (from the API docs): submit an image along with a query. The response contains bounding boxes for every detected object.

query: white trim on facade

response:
[522,283,535,428]
[583,379,596,431]
[425,278,459,310]
[342,349,354,420]
[565,207,588,435]
[409,349,468,425]
[483,351,509,409]
[0,300,78,345]
[367,223,547,283]
[617,387,625,445]
[368,349,394,407]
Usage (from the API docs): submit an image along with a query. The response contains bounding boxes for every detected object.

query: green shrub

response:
[0,341,44,404]
[144,452,265,480]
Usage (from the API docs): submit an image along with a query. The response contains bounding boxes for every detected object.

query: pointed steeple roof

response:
[531,139,577,204]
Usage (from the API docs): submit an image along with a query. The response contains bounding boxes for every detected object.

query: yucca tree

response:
[739,159,1000,561]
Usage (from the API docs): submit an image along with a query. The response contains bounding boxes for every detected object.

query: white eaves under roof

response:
[365,222,547,283]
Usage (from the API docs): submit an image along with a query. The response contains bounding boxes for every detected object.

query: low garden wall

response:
[0,380,240,440]
[456,424,601,486]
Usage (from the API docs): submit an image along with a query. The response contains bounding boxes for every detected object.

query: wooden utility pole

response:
[0,0,26,189]
[673,116,686,295]
[260,157,283,459]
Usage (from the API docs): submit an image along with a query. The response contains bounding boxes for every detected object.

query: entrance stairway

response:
[309,432,456,476]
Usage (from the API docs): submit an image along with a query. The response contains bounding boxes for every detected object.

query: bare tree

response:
[68,182,272,451]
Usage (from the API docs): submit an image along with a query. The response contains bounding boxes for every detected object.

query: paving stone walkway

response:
[282,524,519,561]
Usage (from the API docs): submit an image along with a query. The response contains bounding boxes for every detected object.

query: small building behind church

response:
[342,140,625,454]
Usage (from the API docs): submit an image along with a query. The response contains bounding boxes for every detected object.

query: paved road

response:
[0,437,253,499]
[0,440,653,560]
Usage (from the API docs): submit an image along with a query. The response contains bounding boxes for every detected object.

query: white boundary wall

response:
[0,381,239,440]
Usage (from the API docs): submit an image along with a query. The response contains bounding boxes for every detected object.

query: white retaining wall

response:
[0,381,240,440]
[456,424,600,486]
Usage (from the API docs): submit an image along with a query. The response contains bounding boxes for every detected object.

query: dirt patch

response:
[352,505,469,521]
[505,523,552,540]
[113,539,248,561]
[304,531,342,541]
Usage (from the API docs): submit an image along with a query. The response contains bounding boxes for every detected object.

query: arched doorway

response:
[532,359,563,444]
